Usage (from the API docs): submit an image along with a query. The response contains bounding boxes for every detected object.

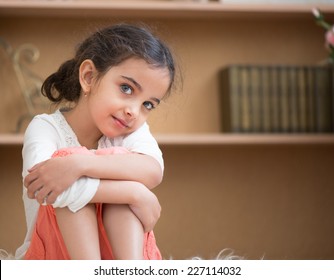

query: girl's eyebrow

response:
[121,75,160,104]
[151,97,161,105]
[121,75,142,91]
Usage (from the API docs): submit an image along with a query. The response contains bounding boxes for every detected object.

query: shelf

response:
[1,1,334,19]
[1,133,333,146]
[155,133,334,145]
[0,134,24,145]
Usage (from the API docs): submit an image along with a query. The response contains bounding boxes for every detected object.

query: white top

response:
[15,109,163,259]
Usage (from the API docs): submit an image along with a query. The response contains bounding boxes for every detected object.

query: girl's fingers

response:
[34,185,53,204]
[23,171,37,187]
[26,179,43,199]
[45,191,57,205]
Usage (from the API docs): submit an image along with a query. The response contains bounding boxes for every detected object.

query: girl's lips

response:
[112,116,129,128]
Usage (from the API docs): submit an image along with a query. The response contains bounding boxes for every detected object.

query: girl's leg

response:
[55,204,101,259]
[103,204,145,260]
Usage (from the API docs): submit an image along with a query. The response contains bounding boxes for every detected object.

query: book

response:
[314,65,333,132]
[305,66,317,132]
[249,66,261,132]
[219,64,334,133]
[269,66,280,132]
[288,66,299,132]
[260,66,271,132]
[278,66,290,132]
[239,66,251,132]
[219,65,242,132]
[297,66,307,132]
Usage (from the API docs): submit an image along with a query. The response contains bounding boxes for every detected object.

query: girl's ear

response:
[79,59,96,94]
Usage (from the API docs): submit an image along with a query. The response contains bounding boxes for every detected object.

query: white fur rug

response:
[0,248,243,260]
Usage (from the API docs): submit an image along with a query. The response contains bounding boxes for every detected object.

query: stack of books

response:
[219,64,334,133]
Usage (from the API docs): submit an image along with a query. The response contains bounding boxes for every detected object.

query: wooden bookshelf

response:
[1,133,333,146]
[155,133,334,145]
[0,133,23,145]
[1,1,334,260]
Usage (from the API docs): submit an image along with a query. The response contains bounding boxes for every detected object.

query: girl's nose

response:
[125,104,139,120]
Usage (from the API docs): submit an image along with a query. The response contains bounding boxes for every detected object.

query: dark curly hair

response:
[42,23,176,103]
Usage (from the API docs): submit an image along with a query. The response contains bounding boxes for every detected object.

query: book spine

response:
[239,66,251,132]
[231,66,242,132]
[219,65,241,132]
[288,66,299,132]
[278,66,290,132]
[249,66,261,132]
[269,66,280,132]
[297,66,307,132]
[260,66,271,132]
[314,66,332,132]
[305,66,317,132]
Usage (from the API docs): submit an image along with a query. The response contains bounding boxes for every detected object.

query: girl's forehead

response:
[107,58,170,81]
[114,57,158,70]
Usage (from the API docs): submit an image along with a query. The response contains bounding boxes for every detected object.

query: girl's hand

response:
[129,184,161,232]
[24,155,83,205]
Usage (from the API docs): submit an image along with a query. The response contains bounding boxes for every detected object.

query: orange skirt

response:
[24,203,162,260]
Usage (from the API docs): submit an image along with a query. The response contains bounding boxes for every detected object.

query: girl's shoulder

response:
[25,112,57,134]
[29,110,63,126]
[25,110,79,147]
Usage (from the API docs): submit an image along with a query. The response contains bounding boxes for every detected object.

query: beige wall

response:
[0,146,26,254]
[154,144,334,259]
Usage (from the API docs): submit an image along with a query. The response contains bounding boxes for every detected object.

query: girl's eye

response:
[120,84,133,95]
[143,101,155,111]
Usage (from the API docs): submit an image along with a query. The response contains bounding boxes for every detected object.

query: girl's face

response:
[87,57,170,138]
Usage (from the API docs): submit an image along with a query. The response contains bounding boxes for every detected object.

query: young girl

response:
[15,23,177,260]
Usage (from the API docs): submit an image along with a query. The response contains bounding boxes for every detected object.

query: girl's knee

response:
[102,204,134,221]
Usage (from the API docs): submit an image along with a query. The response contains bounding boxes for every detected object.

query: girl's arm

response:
[79,152,163,188]
[25,152,162,205]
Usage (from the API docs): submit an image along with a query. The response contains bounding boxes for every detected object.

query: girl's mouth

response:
[112,116,130,128]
